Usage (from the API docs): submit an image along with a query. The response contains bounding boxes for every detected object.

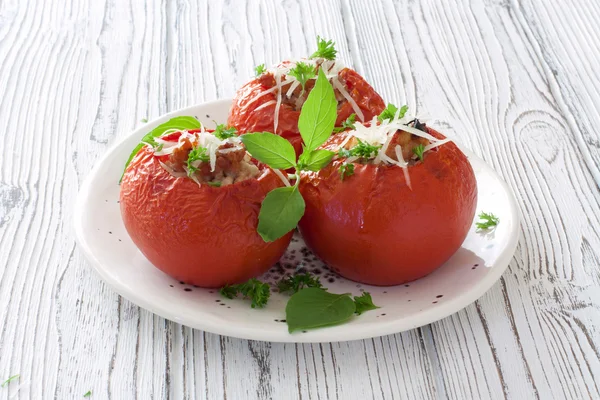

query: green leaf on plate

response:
[257,185,305,242]
[241,132,297,170]
[285,288,356,333]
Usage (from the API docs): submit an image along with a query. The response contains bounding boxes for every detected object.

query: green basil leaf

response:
[121,116,201,182]
[286,288,356,332]
[257,185,305,242]
[298,68,337,152]
[353,292,380,315]
[241,132,297,170]
[299,149,335,172]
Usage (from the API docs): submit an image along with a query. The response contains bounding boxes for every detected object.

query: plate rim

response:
[74,100,520,343]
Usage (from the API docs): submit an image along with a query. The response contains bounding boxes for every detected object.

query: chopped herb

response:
[255,64,267,76]
[278,273,323,295]
[476,212,500,231]
[338,139,381,160]
[353,292,380,315]
[186,145,209,176]
[310,36,337,60]
[339,163,355,180]
[333,113,356,133]
[213,124,237,140]
[205,181,221,187]
[413,144,425,161]
[378,103,408,122]
[220,279,271,308]
[83,390,92,397]
[141,118,148,123]
[288,61,316,91]
[1,374,19,388]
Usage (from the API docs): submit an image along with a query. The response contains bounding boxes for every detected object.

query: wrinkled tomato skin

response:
[120,147,292,288]
[298,128,477,286]
[227,68,385,155]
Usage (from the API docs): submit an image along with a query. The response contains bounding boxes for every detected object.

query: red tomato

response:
[298,128,477,286]
[120,147,292,287]
[227,68,385,156]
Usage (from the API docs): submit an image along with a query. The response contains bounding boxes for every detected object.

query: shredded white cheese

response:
[335,114,452,189]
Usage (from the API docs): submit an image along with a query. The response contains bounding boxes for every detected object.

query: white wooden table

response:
[1,0,599,398]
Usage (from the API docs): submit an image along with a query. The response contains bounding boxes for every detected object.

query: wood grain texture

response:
[0,0,598,399]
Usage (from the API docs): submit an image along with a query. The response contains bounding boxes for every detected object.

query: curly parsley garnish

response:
[339,139,381,159]
[278,273,323,295]
[213,123,237,140]
[339,163,355,180]
[220,279,271,308]
[288,62,316,92]
[255,64,266,76]
[476,212,500,231]
[378,103,408,122]
[413,144,425,161]
[333,113,356,133]
[186,145,209,176]
[310,36,337,60]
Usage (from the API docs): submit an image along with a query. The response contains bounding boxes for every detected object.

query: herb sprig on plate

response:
[220,273,379,333]
[476,211,500,231]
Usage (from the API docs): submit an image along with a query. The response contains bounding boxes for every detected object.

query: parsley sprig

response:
[338,139,381,159]
[310,36,337,60]
[378,103,408,122]
[278,273,323,294]
[476,212,500,231]
[255,64,266,76]
[288,62,316,92]
[220,279,271,308]
[339,163,355,180]
[213,124,237,140]
[333,113,356,133]
[241,68,337,242]
[186,145,209,176]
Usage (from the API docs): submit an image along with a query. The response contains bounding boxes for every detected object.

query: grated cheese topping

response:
[337,114,452,188]
[247,57,366,134]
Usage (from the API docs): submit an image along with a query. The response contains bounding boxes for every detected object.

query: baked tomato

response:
[228,60,385,156]
[120,127,292,288]
[298,121,477,286]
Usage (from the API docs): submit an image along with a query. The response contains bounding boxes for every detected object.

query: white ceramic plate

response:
[74,99,519,343]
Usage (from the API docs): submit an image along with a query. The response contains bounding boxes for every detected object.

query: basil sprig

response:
[241,68,337,242]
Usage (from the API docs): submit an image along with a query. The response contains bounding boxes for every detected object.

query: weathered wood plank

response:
[0,0,599,398]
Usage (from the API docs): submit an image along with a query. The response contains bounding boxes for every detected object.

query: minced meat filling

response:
[259,71,348,111]
[162,138,260,186]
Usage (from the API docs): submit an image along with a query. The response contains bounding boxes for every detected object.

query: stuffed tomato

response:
[120,124,292,288]
[298,116,477,286]
[227,38,385,156]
